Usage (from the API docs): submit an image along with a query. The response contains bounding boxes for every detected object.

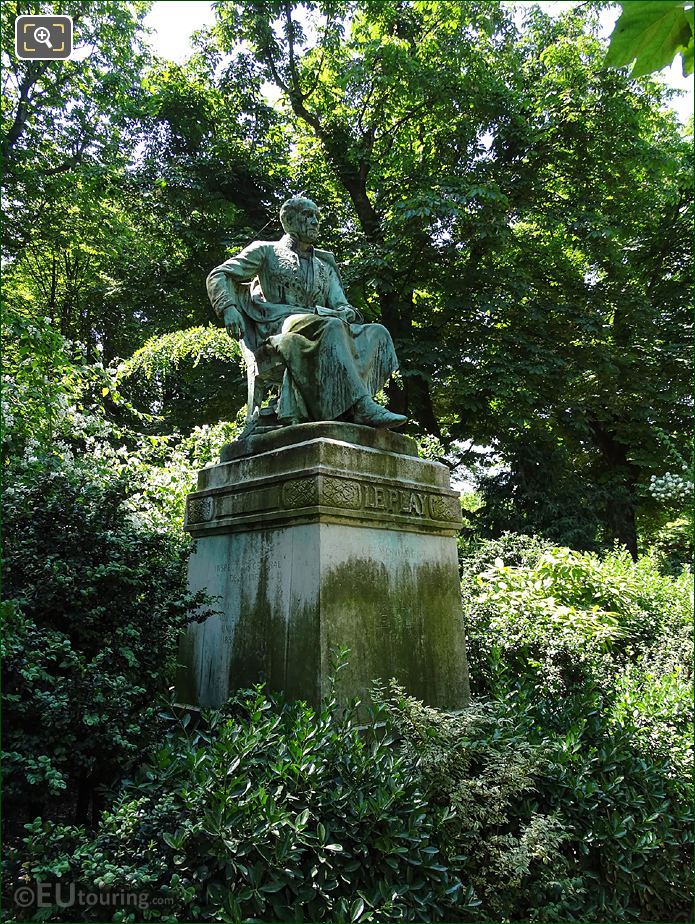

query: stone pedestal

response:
[175,423,469,711]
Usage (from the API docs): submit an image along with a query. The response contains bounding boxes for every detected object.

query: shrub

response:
[463,537,693,710]
[455,534,693,921]
[2,454,211,831]
[383,685,694,923]
[380,686,576,922]
[8,677,693,923]
[647,516,693,576]
[459,530,553,574]
[8,686,474,923]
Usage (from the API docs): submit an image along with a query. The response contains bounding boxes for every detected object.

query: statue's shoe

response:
[351,396,407,429]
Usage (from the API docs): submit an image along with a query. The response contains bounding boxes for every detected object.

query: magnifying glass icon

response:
[33,26,53,49]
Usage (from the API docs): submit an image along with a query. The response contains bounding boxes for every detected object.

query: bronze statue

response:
[207,197,406,431]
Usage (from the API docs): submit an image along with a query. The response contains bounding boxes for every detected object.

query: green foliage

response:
[473,439,605,552]
[1,315,240,831]
[3,0,691,550]
[117,325,241,382]
[606,1,694,77]
[1,309,98,459]
[10,669,692,923]
[2,0,151,257]
[647,515,693,575]
[3,5,694,921]
[9,687,471,923]
[458,534,693,919]
[458,529,554,572]
[381,688,574,922]
[216,0,692,555]
[463,535,693,711]
[2,305,244,530]
[415,433,447,462]
[383,685,693,922]
[116,326,246,432]
[1,453,213,829]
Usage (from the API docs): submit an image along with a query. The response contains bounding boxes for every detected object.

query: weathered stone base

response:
[176,423,469,710]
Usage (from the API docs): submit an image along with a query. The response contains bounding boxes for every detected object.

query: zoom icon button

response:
[16,15,73,60]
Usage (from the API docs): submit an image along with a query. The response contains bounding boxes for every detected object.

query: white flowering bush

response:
[649,465,693,505]
[647,431,693,509]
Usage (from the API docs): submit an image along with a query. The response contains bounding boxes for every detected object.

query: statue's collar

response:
[280,233,314,256]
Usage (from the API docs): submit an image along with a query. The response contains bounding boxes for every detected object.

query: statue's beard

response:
[290,225,319,244]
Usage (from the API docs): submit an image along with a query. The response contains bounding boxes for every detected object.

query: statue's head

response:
[280,196,320,244]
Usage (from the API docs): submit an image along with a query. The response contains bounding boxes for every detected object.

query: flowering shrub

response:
[646,431,693,509]
[649,466,693,505]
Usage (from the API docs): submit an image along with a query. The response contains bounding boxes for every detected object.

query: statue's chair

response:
[238,339,286,434]
[235,282,287,434]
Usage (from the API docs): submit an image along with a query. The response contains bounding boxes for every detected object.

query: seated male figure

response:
[206,197,406,429]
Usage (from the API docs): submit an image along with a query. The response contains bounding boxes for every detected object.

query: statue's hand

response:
[339,305,358,323]
[223,306,245,340]
[316,305,358,323]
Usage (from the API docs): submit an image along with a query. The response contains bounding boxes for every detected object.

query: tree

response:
[451,6,692,556]
[208,1,691,555]
[3,9,288,429]
[3,1,689,553]
[1,1,151,259]
[211,0,523,432]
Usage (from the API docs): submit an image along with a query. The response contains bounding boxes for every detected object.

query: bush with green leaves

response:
[646,515,693,576]
[454,534,693,920]
[381,686,575,922]
[8,686,475,923]
[2,306,243,531]
[1,452,214,831]
[463,535,693,716]
[10,676,692,923]
[383,685,693,923]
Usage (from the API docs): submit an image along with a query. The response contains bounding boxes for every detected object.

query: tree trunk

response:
[590,421,639,560]
[604,488,638,561]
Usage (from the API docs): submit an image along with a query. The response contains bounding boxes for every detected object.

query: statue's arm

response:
[324,264,364,323]
[206,243,266,339]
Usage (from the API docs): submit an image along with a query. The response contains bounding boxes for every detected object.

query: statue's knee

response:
[371,323,392,341]
[323,316,347,334]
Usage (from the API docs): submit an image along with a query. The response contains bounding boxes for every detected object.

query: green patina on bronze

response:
[206,197,407,432]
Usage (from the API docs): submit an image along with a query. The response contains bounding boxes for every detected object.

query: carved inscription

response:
[188,479,460,527]
[220,628,234,645]
[362,484,459,521]
[363,484,422,515]
[375,612,421,636]
[187,495,214,524]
